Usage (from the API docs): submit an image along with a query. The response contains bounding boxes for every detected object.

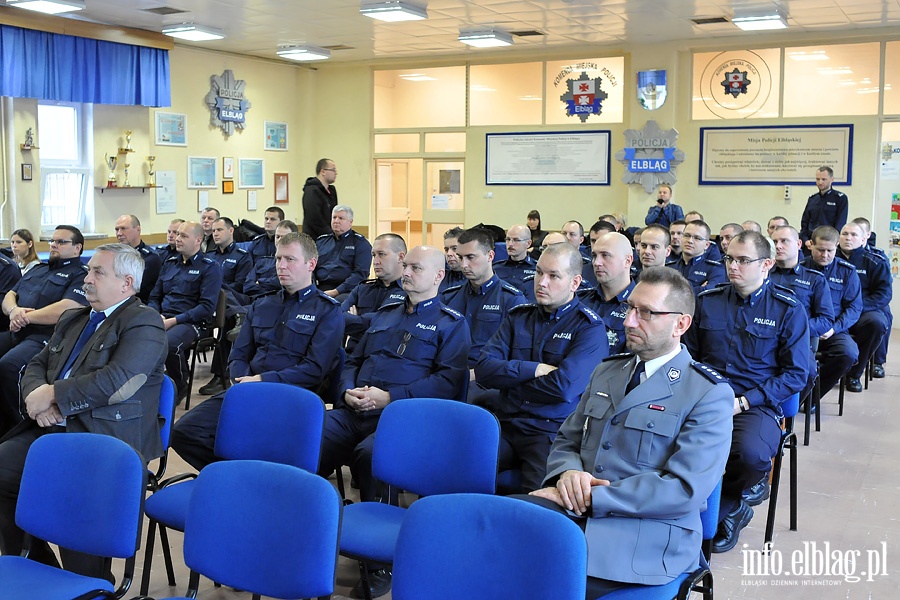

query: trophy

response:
[124,130,133,151]
[23,128,34,150]
[123,158,131,187]
[105,153,118,188]
[147,156,156,186]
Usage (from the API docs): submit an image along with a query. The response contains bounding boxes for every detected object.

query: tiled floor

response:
[139,341,900,599]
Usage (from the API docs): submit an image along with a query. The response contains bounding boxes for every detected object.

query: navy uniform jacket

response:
[155,244,179,263]
[149,252,223,327]
[667,254,727,294]
[474,297,609,421]
[135,241,162,304]
[438,268,467,293]
[12,258,89,339]
[0,254,21,298]
[686,279,809,417]
[492,256,536,296]
[839,246,892,312]
[800,256,862,335]
[770,264,835,338]
[249,233,276,265]
[339,297,470,410]
[581,255,598,287]
[800,188,848,243]
[441,276,526,366]
[644,203,684,228]
[230,285,343,388]
[21,297,167,461]
[207,242,253,295]
[315,230,372,294]
[341,278,406,349]
[544,348,733,585]
[578,281,635,355]
[244,256,279,298]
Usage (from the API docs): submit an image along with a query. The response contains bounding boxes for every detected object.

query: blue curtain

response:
[0,24,170,107]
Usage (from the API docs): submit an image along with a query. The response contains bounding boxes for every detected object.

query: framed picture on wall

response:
[264,121,289,151]
[187,156,217,189]
[223,157,234,179]
[274,172,289,203]
[21,164,32,181]
[238,158,265,188]
[222,180,235,194]
[155,112,188,146]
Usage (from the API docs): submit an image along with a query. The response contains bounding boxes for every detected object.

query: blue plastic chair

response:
[148,376,176,492]
[339,398,500,600]
[151,460,341,600]
[0,433,146,600]
[392,493,587,600]
[593,479,723,600]
[139,382,327,595]
[764,392,800,547]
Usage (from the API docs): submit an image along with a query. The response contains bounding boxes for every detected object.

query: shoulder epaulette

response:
[835,190,847,198]
[352,232,365,239]
[603,352,634,362]
[252,232,267,241]
[509,303,537,314]
[773,291,800,306]
[805,268,825,278]
[665,258,679,267]
[835,258,855,270]
[316,233,331,240]
[316,290,340,305]
[691,362,727,384]
[576,287,595,299]
[581,255,591,264]
[500,282,523,295]
[361,278,379,286]
[578,305,602,323]
[378,298,406,311]
[704,258,722,266]
[164,255,179,263]
[698,285,726,297]
[441,306,465,320]
[522,274,535,282]
[441,284,465,297]
[772,283,796,296]
[492,258,508,267]
[201,256,216,264]
[235,246,248,255]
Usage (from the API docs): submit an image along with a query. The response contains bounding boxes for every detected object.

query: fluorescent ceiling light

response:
[788,50,828,61]
[7,0,85,14]
[399,73,436,81]
[360,1,427,22]
[458,29,514,48]
[162,23,225,41]
[732,12,788,31]
[277,45,331,61]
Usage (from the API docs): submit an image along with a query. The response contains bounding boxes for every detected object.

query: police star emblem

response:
[721,68,751,98]
[666,367,681,382]
[560,72,608,123]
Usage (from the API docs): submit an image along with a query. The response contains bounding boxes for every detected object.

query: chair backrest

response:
[16,432,145,558]
[324,347,346,405]
[701,478,723,541]
[183,460,341,599]
[372,398,499,496]
[214,288,228,331]
[214,382,326,471]
[392,493,586,600]
[782,392,801,421]
[158,375,177,451]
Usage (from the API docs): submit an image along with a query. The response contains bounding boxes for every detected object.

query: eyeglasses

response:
[48,239,74,246]
[323,168,337,173]
[723,256,766,266]
[505,237,529,243]
[681,233,708,242]
[396,331,411,356]
[625,305,683,321]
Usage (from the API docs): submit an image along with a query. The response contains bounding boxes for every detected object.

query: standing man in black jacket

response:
[302,158,338,238]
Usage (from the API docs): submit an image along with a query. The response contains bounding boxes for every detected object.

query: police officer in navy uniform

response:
[475,243,609,493]
[248,206,283,265]
[562,220,597,287]
[244,220,298,299]
[644,184,684,228]
[439,227,467,292]
[668,220,726,295]
[838,221,891,392]
[114,214,162,304]
[0,225,89,434]
[314,205,372,301]
[579,232,633,355]
[148,221,223,402]
[800,166,848,248]
[0,252,21,334]
[156,218,184,262]
[492,224,537,298]
[172,233,344,471]
[853,217,892,378]
[342,233,407,352]
[634,224,671,282]
[801,226,861,397]
[686,230,809,553]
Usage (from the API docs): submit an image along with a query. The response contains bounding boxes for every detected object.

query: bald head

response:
[401,245,446,304]
[592,232,633,290]
[506,224,532,261]
[543,232,567,247]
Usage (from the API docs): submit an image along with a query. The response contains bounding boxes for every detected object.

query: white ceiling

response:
[26,0,900,63]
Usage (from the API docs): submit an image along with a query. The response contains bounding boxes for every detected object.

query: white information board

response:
[486,131,610,185]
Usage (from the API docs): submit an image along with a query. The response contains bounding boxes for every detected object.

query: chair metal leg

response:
[789,432,798,532]
[803,388,812,447]
[357,560,374,600]
[764,435,787,547]
[159,523,177,587]
[139,519,157,596]
[838,376,845,416]
[185,345,199,411]
[814,375,821,432]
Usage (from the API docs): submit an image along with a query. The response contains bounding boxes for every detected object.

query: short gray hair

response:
[333,205,354,220]
[94,243,144,292]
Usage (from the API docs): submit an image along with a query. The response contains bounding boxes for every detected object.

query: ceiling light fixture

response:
[277,45,331,61]
[161,23,226,41]
[731,11,788,31]
[6,0,85,15]
[458,29,514,48]
[360,1,427,22]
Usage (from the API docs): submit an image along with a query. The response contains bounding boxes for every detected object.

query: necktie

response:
[58,311,106,380]
[625,360,645,395]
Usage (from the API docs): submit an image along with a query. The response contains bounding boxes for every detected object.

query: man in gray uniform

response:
[523,267,733,598]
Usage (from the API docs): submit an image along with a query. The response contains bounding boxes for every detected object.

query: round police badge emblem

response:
[699,51,774,119]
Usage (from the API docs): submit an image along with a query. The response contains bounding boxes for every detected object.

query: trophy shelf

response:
[96,185,160,194]
[117,148,135,154]
[20,145,39,150]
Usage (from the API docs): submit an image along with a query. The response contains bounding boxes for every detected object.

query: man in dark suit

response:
[0,243,167,579]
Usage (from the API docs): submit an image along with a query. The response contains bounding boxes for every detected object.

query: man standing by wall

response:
[302,158,338,238]
[645,184,684,228]
[800,166,848,247]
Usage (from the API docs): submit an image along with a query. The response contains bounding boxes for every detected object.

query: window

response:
[38,102,93,232]
[783,43,880,117]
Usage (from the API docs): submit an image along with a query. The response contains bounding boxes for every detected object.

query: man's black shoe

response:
[199,376,225,395]
[175,385,189,407]
[712,500,753,554]
[350,569,392,599]
[872,364,885,379]
[846,378,863,393]
[742,479,770,507]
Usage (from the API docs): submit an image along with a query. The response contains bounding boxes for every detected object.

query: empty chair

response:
[151,460,341,600]
[0,433,145,600]
[392,493,586,600]
[148,375,177,491]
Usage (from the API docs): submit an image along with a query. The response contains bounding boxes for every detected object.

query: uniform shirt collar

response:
[774,262,801,275]
[51,257,79,269]
[283,284,317,302]
[335,229,353,240]
[183,251,204,264]
[467,275,498,296]
[408,296,440,315]
[742,278,770,307]
[640,345,682,381]
[544,296,579,321]
[215,242,236,254]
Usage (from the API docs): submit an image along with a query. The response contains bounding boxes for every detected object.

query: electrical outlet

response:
[784,185,791,201]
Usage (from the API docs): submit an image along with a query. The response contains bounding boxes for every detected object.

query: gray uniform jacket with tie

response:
[544,346,733,585]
